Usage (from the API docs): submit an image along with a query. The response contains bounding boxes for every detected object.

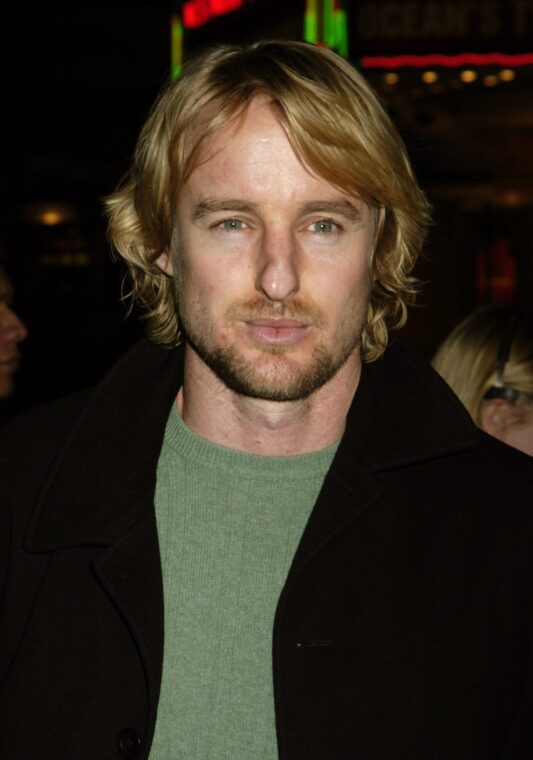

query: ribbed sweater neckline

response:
[162,402,340,481]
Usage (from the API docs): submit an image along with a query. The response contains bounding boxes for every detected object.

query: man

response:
[1,41,532,760]
[0,263,27,400]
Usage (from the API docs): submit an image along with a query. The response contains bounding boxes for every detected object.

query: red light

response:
[361,52,533,69]
[476,238,517,303]
[183,0,244,29]
[212,0,242,12]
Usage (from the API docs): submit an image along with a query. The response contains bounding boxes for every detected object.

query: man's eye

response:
[309,219,339,234]
[217,219,246,231]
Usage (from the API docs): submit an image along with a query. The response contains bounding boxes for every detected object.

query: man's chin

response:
[197,343,346,402]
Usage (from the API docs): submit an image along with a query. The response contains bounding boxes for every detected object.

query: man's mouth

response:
[243,318,310,345]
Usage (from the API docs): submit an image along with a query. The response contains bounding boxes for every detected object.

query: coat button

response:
[117,727,142,758]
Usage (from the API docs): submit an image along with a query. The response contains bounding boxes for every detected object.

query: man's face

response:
[0,273,27,398]
[161,98,374,401]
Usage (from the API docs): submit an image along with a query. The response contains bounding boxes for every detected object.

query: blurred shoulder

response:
[0,389,91,471]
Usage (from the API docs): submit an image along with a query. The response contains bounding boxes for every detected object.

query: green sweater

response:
[149,404,338,759]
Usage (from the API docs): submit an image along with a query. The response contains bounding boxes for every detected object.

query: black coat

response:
[1,338,533,759]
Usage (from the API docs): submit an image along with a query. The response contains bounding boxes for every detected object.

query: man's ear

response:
[155,250,174,276]
[479,398,523,442]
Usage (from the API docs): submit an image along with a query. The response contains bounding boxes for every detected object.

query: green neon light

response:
[304,10,318,44]
[324,0,334,49]
[304,0,318,44]
[336,9,348,58]
[303,1,348,59]
[170,14,183,80]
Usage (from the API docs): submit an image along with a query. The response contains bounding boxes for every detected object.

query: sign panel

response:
[350,0,533,56]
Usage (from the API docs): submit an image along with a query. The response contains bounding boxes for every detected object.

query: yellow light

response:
[483,74,499,87]
[421,70,438,84]
[499,68,516,82]
[40,210,64,226]
[383,72,399,85]
[499,191,521,207]
[460,70,478,83]
[22,202,77,227]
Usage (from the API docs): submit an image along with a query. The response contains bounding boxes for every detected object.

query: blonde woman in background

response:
[0,263,27,399]
[432,305,533,456]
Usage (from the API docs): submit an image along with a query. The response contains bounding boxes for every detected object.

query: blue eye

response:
[219,219,245,231]
[311,219,339,234]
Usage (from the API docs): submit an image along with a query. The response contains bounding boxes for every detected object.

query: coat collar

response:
[25,340,183,552]
[25,336,478,553]
[345,335,478,472]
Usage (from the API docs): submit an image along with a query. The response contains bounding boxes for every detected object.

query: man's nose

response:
[0,306,28,343]
[255,229,300,302]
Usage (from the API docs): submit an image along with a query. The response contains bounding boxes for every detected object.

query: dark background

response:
[2,0,533,416]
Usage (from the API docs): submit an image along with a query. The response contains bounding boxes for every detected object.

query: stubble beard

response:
[177,293,363,403]
[187,336,355,402]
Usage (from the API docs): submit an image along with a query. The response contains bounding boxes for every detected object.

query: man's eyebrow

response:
[191,198,365,223]
[192,199,260,221]
[299,200,364,222]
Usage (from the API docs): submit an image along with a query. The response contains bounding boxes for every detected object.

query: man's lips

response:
[243,318,310,344]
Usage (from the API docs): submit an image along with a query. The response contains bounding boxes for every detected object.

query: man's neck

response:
[177,345,361,456]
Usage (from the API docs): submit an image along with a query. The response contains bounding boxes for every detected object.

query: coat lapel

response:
[283,337,478,577]
[287,432,383,579]
[22,340,184,740]
[24,340,184,552]
[92,504,164,745]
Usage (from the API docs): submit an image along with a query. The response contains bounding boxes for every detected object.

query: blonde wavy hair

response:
[106,40,431,361]
[432,305,533,424]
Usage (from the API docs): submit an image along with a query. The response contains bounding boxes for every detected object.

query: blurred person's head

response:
[432,305,533,456]
[106,40,430,363]
[0,263,27,398]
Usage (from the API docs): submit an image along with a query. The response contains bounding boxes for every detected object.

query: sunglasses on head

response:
[483,311,520,404]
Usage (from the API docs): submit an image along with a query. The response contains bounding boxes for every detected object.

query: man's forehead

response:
[180,96,373,215]
[191,103,281,159]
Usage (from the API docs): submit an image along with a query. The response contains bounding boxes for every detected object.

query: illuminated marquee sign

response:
[171,0,349,82]
[351,0,533,59]
[182,0,245,29]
